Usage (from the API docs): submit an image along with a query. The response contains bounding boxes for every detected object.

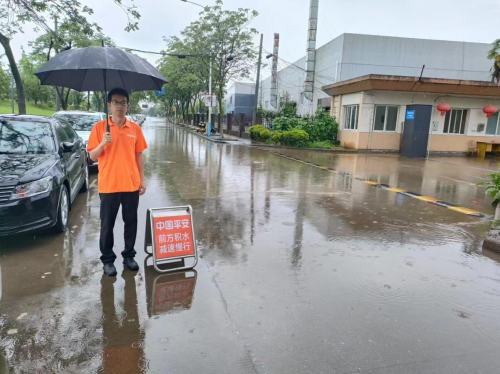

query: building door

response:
[401,105,432,158]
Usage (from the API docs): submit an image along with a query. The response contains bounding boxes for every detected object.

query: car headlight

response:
[10,176,53,200]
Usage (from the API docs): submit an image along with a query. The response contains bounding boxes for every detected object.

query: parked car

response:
[52,111,105,166]
[0,115,89,236]
[126,114,145,126]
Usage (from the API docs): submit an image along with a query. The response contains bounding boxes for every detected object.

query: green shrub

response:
[306,141,334,149]
[271,130,309,147]
[271,132,284,144]
[250,125,273,142]
[260,129,272,141]
[301,107,339,142]
[38,103,49,110]
[286,129,309,147]
[46,101,55,109]
[272,117,298,132]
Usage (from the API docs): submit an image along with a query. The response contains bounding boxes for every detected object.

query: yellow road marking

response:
[256,147,485,217]
[413,195,440,202]
[386,187,406,193]
[447,206,483,215]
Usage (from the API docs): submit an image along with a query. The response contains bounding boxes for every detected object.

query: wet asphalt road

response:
[1,117,500,373]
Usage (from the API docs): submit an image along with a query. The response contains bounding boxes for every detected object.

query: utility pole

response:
[252,33,263,126]
[10,72,14,114]
[207,59,212,137]
[270,33,280,108]
[55,17,61,112]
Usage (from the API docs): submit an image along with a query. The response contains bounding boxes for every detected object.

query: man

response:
[87,88,147,276]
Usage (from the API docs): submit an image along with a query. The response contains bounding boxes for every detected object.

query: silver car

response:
[52,111,106,165]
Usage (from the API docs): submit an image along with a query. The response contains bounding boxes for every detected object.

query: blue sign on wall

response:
[155,88,165,96]
[406,110,415,120]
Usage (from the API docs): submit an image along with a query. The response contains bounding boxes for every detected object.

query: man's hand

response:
[101,132,112,147]
[139,182,146,196]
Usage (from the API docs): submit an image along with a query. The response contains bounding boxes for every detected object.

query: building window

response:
[374,106,398,132]
[485,111,500,135]
[344,105,359,130]
[443,109,467,134]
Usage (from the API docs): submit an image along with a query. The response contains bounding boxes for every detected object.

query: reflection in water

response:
[100,272,144,374]
[144,258,197,317]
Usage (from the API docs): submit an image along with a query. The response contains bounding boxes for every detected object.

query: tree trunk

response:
[218,96,223,136]
[0,32,26,115]
[494,203,500,221]
[56,87,70,110]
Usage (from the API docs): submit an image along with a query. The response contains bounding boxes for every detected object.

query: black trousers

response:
[99,191,140,264]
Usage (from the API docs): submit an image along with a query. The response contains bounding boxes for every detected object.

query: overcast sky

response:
[4,0,500,82]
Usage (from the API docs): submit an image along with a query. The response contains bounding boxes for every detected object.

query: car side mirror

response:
[62,141,76,153]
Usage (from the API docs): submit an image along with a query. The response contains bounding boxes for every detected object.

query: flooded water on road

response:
[1,118,500,373]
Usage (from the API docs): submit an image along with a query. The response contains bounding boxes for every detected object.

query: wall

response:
[340,34,492,82]
[261,33,492,118]
[224,82,255,114]
[338,90,500,152]
[261,35,344,116]
[233,94,255,116]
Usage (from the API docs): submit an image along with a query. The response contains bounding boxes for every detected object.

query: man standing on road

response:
[87,88,147,276]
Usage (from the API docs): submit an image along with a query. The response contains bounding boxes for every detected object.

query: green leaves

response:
[478,172,500,205]
[159,0,258,119]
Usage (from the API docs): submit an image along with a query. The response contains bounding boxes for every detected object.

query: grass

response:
[306,141,335,149]
[0,100,55,117]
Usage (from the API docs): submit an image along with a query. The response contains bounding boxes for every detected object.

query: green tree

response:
[91,92,105,112]
[0,66,9,101]
[158,52,205,120]
[28,21,116,111]
[488,39,500,83]
[18,53,55,105]
[0,0,140,114]
[69,90,85,108]
[163,0,258,124]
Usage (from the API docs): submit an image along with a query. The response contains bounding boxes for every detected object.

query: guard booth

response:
[401,105,432,158]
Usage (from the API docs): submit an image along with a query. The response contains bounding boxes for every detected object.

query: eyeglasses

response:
[111,100,129,107]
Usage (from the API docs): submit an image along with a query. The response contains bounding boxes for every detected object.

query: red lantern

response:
[483,105,498,119]
[437,103,451,116]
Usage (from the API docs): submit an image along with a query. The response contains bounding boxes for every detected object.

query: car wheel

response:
[80,160,90,193]
[54,185,70,233]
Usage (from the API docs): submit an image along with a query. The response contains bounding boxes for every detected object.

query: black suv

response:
[0,115,89,236]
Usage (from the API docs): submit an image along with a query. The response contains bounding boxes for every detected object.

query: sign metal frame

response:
[144,206,198,273]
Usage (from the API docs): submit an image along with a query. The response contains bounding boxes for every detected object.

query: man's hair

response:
[107,88,129,103]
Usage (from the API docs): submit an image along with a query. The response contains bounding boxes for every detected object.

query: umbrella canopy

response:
[35,46,167,93]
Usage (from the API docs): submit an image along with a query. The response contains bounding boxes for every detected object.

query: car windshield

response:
[0,120,55,155]
[54,113,100,131]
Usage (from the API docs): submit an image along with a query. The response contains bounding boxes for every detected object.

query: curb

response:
[250,142,358,154]
[172,123,228,144]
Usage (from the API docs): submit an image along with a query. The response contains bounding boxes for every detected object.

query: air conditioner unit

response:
[477,123,485,132]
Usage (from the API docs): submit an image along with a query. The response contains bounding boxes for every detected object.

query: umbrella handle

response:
[103,69,110,132]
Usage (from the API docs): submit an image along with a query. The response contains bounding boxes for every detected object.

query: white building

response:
[261,33,493,117]
[224,82,255,116]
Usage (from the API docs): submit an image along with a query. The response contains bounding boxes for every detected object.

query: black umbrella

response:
[35,46,168,131]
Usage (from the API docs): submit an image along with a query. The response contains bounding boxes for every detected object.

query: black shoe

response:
[103,263,117,276]
[123,257,139,271]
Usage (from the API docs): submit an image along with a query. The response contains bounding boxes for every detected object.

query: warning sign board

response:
[154,215,195,260]
[144,206,198,273]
